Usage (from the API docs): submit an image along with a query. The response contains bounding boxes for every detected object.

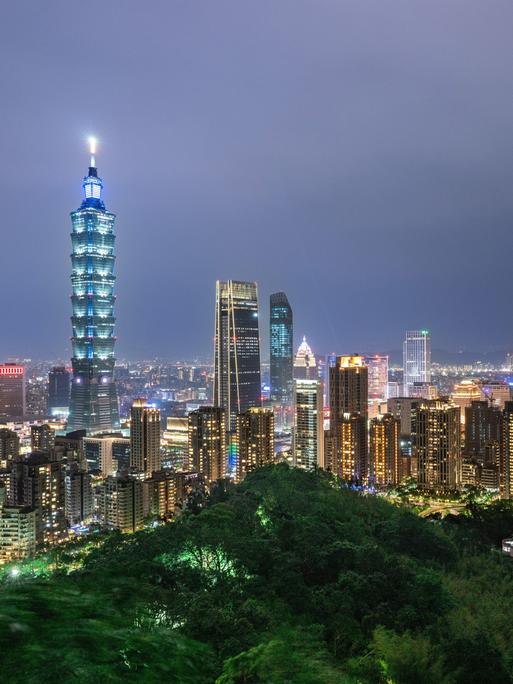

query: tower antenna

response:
[88,136,97,168]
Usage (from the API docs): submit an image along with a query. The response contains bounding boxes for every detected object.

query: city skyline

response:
[1,2,513,361]
[2,6,513,680]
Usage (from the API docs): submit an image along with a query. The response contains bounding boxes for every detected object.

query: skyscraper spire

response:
[67,140,120,433]
[88,136,97,170]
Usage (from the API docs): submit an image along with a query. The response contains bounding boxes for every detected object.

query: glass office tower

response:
[269,292,293,405]
[403,330,431,397]
[214,280,261,430]
[48,366,70,419]
[67,143,120,433]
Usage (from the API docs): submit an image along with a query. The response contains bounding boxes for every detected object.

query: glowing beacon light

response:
[84,136,102,200]
[88,136,97,168]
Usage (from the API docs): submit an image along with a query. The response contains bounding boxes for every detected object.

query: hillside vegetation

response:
[2,464,513,683]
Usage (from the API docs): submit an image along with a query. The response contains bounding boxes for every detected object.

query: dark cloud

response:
[1,0,512,360]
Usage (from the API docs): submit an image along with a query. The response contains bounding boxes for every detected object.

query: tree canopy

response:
[2,463,513,682]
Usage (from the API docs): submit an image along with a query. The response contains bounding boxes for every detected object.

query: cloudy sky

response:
[1,1,513,361]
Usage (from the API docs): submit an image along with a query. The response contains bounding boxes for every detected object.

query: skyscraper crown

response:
[81,137,104,209]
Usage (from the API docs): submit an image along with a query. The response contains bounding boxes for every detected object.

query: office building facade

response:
[82,433,129,475]
[403,330,431,396]
[0,364,25,421]
[214,280,261,430]
[366,355,389,400]
[48,366,70,419]
[270,292,293,405]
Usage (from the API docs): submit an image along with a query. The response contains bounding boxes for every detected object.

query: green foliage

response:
[370,627,453,684]
[0,580,215,683]
[456,499,513,546]
[2,464,513,682]
[216,627,348,684]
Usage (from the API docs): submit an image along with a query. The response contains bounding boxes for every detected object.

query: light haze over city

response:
[1,1,513,360]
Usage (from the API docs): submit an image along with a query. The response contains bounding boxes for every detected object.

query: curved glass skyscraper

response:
[67,142,120,433]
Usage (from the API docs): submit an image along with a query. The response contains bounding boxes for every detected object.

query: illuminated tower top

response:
[81,136,104,209]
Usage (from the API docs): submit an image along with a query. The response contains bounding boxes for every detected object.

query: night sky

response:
[2,1,513,362]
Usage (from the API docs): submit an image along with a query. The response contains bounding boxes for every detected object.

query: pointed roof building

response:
[294,336,316,379]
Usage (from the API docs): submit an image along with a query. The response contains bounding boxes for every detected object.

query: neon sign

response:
[0,366,24,376]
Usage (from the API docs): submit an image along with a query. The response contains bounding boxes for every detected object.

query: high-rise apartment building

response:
[329,355,368,481]
[464,400,501,461]
[143,471,202,519]
[0,364,25,421]
[98,474,143,533]
[269,292,293,405]
[214,280,261,430]
[236,407,275,481]
[415,399,460,490]
[31,424,55,452]
[64,464,93,526]
[188,407,226,482]
[293,379,324,470]
[53,431,86,465]
[403,330,431,396]
[10,453,65,545]
[47,366,71,419]
[501,401,513,498]
[130,400,161,476]
[335,413,367,481]
[369,414,400,485]
[68,141,120,433]
[0,506,37,563]
[329,355,368,418]
[387,397,420,439]
[0,428,20,466]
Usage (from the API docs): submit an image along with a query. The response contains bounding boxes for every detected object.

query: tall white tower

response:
[403,330,431,397]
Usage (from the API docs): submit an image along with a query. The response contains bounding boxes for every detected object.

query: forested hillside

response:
[2,464,513,683]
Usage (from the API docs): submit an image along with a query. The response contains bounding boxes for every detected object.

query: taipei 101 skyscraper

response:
[67,139,120,433]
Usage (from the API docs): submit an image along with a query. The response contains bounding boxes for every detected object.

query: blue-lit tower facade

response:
[270,292,293,405]
[67,142,120,433]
